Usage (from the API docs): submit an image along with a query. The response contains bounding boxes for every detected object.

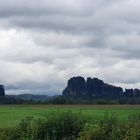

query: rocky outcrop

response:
[62,76,140,99]
[86,77,123,98]
[123,88,140,97]
[63,77,86,97]
[0,85,5,96]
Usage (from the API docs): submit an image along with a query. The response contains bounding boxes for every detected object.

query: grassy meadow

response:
[0,104,139,128]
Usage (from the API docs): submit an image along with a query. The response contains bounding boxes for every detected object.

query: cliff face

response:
[123,88,140,97]
[63,77,86,97]
[86,77,123,98]
[62,76,140,99]
[0,85,5,96]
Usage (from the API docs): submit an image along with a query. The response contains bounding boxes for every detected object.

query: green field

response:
[0,105,140,128]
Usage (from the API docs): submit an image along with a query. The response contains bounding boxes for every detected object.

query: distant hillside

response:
[63,76,140,99]
[10,94,53,102]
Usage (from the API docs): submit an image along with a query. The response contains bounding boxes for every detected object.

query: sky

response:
[0,0,140,95]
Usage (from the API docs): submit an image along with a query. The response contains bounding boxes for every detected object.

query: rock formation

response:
[0,85,5,96]
[123,88,140,97]
[63,77,86,97]
[62,76,140,99]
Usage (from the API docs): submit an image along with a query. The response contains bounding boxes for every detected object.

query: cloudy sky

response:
[0,0,140,95]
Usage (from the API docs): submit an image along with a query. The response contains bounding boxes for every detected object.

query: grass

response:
[0,104,139,128]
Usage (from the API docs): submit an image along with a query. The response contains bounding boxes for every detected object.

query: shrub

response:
[78,124,108,140]
[78,113,140,140]
[43,111,86,140]
[0,112,140,140]
[122,114,140,140]
[0,111,86,140]
[78,113,118,140]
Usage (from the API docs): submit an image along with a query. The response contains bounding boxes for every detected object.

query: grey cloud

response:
[0,0,98,18]
[0,0,140,95]
[0,0,139,35]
